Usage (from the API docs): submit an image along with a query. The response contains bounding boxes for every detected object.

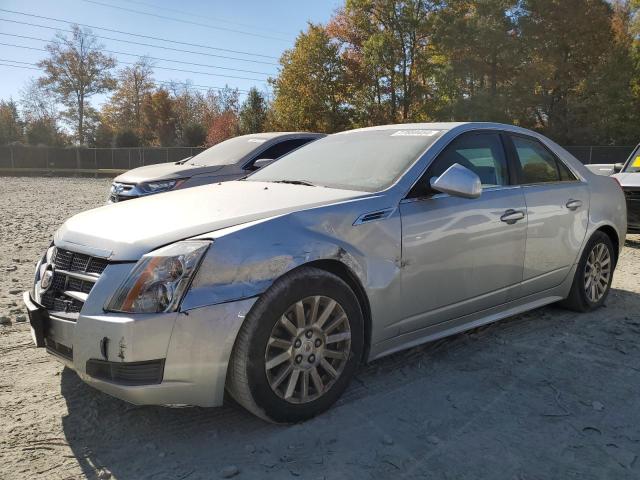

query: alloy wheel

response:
[584,243,611,303]
[264,295,351,404]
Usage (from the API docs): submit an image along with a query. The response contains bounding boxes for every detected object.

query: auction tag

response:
[633,156,640,167]
[391,130,439,137]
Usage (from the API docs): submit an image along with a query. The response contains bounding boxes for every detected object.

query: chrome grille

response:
[41,248,108,319]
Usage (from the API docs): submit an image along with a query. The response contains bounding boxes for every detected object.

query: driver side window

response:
[410,132,508,198]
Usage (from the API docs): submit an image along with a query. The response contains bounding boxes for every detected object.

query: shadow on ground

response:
[61,290,640,479]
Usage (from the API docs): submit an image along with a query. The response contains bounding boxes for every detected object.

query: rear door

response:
[505,134,589,296]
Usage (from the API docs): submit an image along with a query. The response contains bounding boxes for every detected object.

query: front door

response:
[398,131,527,334]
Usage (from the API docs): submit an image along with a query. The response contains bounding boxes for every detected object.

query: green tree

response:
[239,88,268,134]
[271,23,349,132]
[182,122,207,146]
[114,129,141,147]
[0,100,23,145]
[431,0,521,122]
[38,25,116,144]
[518,0,617,143]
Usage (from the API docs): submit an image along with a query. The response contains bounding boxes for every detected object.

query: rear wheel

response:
[561,231,615,312]
[226,267,364,423]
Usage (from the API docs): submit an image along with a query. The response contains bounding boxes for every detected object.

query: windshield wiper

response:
[272,179,317,187]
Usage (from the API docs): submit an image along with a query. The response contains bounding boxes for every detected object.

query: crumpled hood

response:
[613,172,640,187]
[114,162,225,183]
[55,181,363,261]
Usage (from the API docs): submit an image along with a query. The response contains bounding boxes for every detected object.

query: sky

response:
[0,0,340,107]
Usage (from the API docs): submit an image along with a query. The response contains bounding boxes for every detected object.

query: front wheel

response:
[561,231,616,312]
[226,267,364,423]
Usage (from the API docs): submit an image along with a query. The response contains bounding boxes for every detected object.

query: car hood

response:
[612,172,640,187]
[114,162,226,183]
[55,181,364,261]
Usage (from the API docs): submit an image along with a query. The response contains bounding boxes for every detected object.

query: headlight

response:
[105,240,210,313]
[142,179,185,193]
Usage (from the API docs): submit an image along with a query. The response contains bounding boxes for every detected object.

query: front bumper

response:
[24,290,257,407]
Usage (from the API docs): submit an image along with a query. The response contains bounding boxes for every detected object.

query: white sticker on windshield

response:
[391,130,439,137]
[248,138,267,143]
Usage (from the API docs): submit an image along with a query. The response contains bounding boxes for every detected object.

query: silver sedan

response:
[24,122,627,423]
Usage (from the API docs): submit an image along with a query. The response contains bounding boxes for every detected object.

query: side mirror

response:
[430,163,482,199]
[613,163,624,173]
[251,158,274,170]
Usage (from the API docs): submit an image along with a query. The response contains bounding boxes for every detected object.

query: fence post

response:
[128,149,131,170]
[10,145,14,169]
[142,147,145,166]
[166,148,169,163]
[588,146,593,165]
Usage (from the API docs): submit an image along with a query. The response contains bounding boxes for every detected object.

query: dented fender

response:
[181,198,404,345]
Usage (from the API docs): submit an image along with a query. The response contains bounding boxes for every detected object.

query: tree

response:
[271,24,349,132]
[0,100,23,145]
[142,88,177,146]
[20,79,66,146]
[102,58,155,140]
[431,0,521,122]
[206,110,238,145]
[239,87,268,134]
[517,0,616,143]
[182,122,207,146]
[38,25,116,144]
[114,129,141,147]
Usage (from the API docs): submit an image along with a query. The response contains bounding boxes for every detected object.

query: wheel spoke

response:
[323,349,347,360]
[294,301,306,328]
[271,364,293,389]
[301,371,309,401]
[268,337,291,350]
[284,369,300,400]
[310,366,323,393]
[308,296,320,325]
[280,315,298,337]
[314,299,337,328]
[265,351,291,370]
[321,358,338,378]
[326,332,351,344]
[324,314,347,335]
[585,275,593,289]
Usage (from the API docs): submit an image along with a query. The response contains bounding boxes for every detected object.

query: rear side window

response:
[511,136,577,183]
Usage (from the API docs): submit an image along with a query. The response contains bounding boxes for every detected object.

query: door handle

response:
[500,209,526,224]
[566,199,582,211]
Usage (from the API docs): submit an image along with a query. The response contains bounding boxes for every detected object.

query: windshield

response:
[187,135,269,166]
[248,129,444,192]
[623,145,640,173]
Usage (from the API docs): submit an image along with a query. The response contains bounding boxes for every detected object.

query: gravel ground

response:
[1,176,640,480]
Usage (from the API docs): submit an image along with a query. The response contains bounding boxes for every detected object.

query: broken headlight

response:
[105,240,210,313]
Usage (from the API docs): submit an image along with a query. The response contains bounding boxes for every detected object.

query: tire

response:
[226,266,364,423]
[561,231,616,312]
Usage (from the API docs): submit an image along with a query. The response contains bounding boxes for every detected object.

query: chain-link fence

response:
[0,146,207,172]
[0,144,635,175]
[563,146,635,165]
